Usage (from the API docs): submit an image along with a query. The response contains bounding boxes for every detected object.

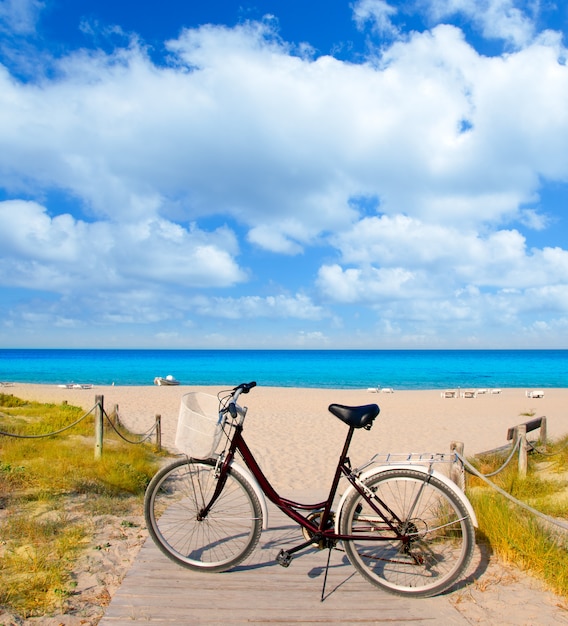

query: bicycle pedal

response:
[276,549,292,568]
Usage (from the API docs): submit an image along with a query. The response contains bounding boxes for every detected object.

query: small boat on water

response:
[154,375,180,386]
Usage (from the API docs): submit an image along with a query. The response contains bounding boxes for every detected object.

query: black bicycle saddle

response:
[328,403,380,429]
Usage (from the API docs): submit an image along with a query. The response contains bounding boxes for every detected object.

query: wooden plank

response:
[507,416,544,440]
[99,499,471,625]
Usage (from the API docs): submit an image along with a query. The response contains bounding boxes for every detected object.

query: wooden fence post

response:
[155,414,162,451]
[95,394,104,459]
[110,404,119,428]
[517,424,527,478]
[540,416,547,445]
[450,441,465,490]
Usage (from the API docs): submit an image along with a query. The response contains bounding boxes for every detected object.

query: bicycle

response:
[144,381,477,598]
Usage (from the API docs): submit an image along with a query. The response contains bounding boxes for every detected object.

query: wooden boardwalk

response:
[100,498,472,625]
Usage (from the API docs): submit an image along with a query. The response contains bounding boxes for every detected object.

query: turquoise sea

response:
[0,349,567,390]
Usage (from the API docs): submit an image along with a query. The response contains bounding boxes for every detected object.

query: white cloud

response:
[1,21,567,239]
[0,0,44,35]
[247,225,304,255]
[352,0,399,37]
[519,208,549,230]
[1,15,568,346]
[194,293,325,320]
[316,211,568,345]
[317,264,418,303]
[325,214,568,294]
[315,263,568,347]
[0,200,246,291]
[426,0,536,48]
[295,330,330,346]
[522,285,568,314]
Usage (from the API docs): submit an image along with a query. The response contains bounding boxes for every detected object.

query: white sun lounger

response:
[441,389,458,398]
[526,389,544,398]
[461,390,478,398]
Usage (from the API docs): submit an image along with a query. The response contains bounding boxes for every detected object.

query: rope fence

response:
[0,394,162,457]
[0,405,96,439]
[2,393,567,533]
[457,450,568,532]
[454,416,549,480]
[477,438,521,478]
[103,406,160,445]
[449,413,568,533]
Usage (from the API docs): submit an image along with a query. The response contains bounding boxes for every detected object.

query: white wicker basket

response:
[175,392,223,459]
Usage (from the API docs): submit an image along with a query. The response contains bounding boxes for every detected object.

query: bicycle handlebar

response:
[234,381,257,394]
[225,382,257,419]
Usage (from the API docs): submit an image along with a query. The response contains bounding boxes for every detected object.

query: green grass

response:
[467,434,568,597]
[0,508,88,616]
[0,394,164,618]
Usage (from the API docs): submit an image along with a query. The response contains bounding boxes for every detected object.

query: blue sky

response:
[1,0,568,349]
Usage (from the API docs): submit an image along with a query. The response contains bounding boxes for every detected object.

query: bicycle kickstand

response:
[320,546,333,602]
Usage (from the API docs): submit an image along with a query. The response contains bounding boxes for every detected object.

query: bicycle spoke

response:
[145,459,262,572]
[340,469,474,597]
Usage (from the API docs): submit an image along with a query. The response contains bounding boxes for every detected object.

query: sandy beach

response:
[6,383,568,490]
[3,383,568,624]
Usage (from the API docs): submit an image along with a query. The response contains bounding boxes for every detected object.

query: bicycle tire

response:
[339,468,475,597]
[144,457,263,572]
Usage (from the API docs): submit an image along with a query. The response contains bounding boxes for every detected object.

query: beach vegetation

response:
[467,434,568,598]
[0,394,163,619]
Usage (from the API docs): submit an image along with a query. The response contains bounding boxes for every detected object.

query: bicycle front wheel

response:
[339,468,475,597]
[144,458,263,572]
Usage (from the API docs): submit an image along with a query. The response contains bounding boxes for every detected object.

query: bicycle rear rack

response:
[353,452,457,475]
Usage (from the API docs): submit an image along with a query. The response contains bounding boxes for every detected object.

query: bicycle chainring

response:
[302,510,336,549]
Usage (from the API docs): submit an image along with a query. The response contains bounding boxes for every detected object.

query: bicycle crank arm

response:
[276,535,322,567]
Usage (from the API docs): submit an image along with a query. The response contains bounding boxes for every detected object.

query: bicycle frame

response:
[200,407,407,547]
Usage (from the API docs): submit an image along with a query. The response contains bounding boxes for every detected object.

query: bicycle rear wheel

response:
[144,457,263,572]
[339,468,475,597]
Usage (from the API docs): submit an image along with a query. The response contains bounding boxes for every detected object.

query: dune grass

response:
[467,434,568,597]
[0,393,164,618]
